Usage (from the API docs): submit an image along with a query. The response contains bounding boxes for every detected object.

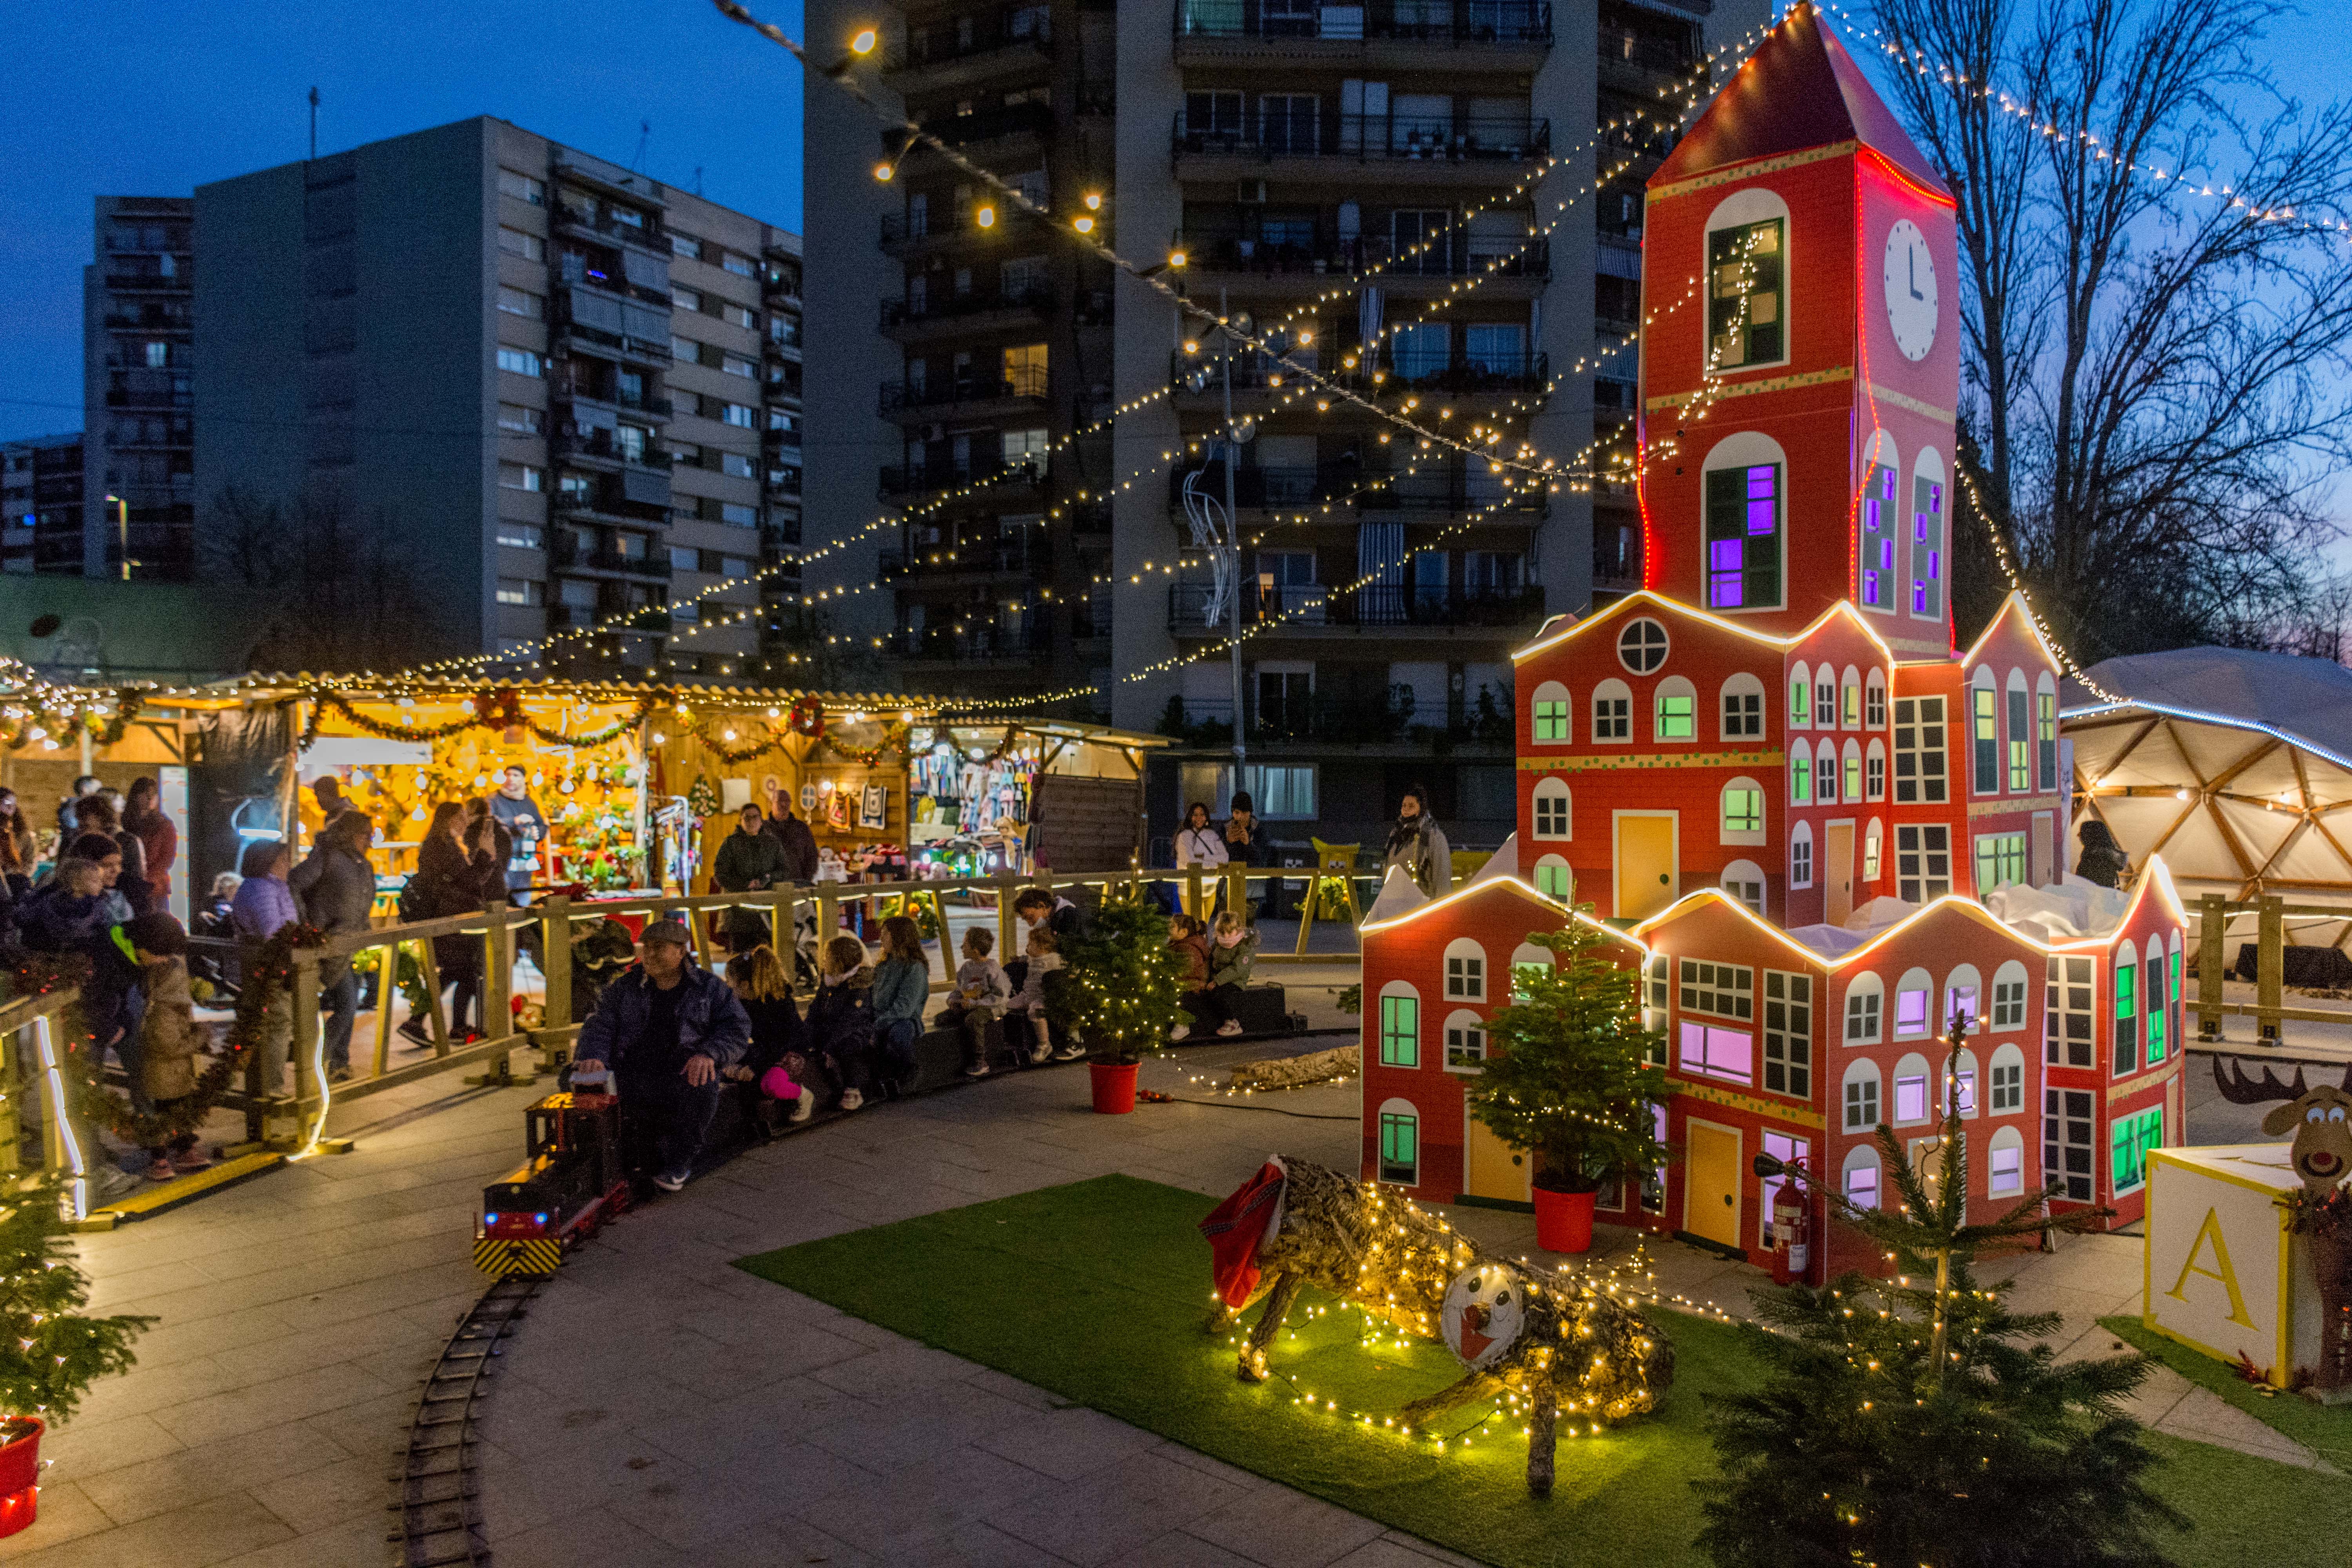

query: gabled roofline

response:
[1512,591,1897,667]
[1956,589,2065,675]
[1359,873,1649,956]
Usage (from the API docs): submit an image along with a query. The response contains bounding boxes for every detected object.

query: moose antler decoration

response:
[2212,1056,2352,1390]
[1199,1158,1673,1494]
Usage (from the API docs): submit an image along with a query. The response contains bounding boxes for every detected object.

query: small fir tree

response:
[1697,1026,2183,1568]
[0,1177,153,1430]
[1049,895,1187,1063]
[1463,920,1669,1193]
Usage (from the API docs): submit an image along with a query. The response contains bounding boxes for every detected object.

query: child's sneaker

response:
[652,1168,689,1192]
[962,1061,991,1078]
[789,1087,816,1122]
[171,1148,214,1174]
[143,1157,176,1181]
[1169,1023,1191,1042]
[1027,1040,1052,1064]
[838,1088,864,1112]
[1217,1019,1245,1037]
[1053,1041,1086,1061]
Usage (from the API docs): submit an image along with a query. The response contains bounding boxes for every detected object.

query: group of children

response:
[1166,909,1257,1041]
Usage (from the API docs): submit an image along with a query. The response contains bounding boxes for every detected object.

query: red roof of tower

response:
[1650,2,1949,197]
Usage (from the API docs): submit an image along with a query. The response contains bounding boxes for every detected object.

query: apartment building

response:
[808,0,1766,839]
[83,196,196,581]
[186,117,802,671]
[0,433,86,576]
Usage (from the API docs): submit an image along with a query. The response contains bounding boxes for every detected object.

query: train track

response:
[388,1276,538,1566]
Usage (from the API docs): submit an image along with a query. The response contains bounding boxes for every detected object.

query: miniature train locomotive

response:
[472,1088,631,1279]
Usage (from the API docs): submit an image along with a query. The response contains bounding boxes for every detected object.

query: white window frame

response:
[1532,777,1572,841]
[1843,971,1884,1045]
[1443,938,1487,1001]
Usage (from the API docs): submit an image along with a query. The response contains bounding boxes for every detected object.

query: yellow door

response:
[1825,822,1855,926]
[1684,1120,1743,1250]
[1464,1114,1529,1202]
[1615,814,1677,920]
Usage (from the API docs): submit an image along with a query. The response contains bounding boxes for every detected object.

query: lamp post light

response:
[102,494,129,580]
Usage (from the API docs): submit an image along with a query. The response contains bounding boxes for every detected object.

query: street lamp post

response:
[102,494,128,580]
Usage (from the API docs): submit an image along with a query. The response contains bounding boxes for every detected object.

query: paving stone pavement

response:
[9,1032,2330,1567]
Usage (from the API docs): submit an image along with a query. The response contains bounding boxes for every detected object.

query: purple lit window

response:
[1705,462,1780,610]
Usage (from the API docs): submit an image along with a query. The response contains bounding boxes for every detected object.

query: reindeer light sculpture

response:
[1200,1157,1673,1494]
[2212,1057,2352,1392]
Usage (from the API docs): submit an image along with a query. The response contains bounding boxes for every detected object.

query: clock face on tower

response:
[1882,219,1938,361]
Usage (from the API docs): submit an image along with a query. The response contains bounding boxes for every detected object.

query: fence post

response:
[540,897,572,1054]
[0,1021,17,1175]
[2197,893,2227,1043]
[287,952,319,1145]
[995,873,1018,956]
[370,942,396,1078]
[1186,866,1204,922]
[2258,893,2285,1043]
[1225,864,1247,925]
[483,916,514,1041]
[415,937,450,1056]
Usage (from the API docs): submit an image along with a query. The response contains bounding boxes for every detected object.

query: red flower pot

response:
[1089,1060,1140,1115]
[0,1416,42,1539]
[1533,1187,1597,1254]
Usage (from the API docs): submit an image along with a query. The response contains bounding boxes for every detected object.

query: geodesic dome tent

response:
[2063,647,2352,938]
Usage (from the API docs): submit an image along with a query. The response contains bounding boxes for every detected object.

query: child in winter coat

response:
[868,915,929,1094]
[724,945,814,1127]
[1165,913,1211,1041]
[940,926,1011,1077]
[804,934,878,1110]
[129,913,211,1179]
[1003,924,1069,1064]
[1191,910,1258,1038]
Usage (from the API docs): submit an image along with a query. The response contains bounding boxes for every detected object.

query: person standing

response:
[1174,801,1228,920]
[711,802,791,949]
[1382,784,1453,898]
[230,839,299,1096]
[572,918,751,1192]
[1222,791,1259,867]
[400,802,495,1046]
[487,766,549,899]
[55,774,100,840]
[0,788,37,894]
[290,810,376,1081]
[761,780,820,885]
[123,777,177,912]
[72,794,150,915]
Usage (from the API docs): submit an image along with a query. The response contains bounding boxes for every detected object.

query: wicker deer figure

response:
[2212,1056,2352,1391]
[1199,1157,1674,1494]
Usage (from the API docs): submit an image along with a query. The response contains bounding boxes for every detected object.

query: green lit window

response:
[2146,955,2167,1063]
[1722,786,1763,836]
[1379,1111,1419,1183]
[1657,692,1695,740]
[1532,699,1568,742]
[1789,673,1808,725]
[1973,832,2025,895]
[1534,859,1572,900]
[2007,686,2031,792]
[2113,962,2138,1076]
[1973,683,1999,793]
[2111,1106,2163,1195]
[1379,993,1419,1068]
[1790,753,1811,804]
[1706,218,1784,368]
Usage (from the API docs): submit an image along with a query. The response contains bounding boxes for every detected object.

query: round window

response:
[1617,617,1669,674]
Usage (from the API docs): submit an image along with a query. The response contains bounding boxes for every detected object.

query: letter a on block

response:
[2166,1206,2256,1329]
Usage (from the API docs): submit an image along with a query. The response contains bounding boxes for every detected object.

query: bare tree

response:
[201,483,435,671]
[1872,0,2352,662]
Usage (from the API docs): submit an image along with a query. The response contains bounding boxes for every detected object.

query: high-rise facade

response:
[807,0,1767,838]
[83,196,196,581]
[0,433,86,575]
[178,117,801,671]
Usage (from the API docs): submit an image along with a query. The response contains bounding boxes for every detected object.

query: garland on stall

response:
[0,691,143,755]
[303,687,661,752]
[301,690,483,747]
[691,724,793,764]
[524,693,662,749]
[9,922,326,1150]
[819,724,910,768]
[786,696,826,737]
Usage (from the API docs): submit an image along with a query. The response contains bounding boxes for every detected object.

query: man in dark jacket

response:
[573,919,751,1191]
[760,780,820,884]
[711,804,791,949]
[1004,886,1089,994]
[289,811,377,1080]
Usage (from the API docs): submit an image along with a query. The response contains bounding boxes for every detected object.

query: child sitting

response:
[724,945,814,1127]
[803,933,877,1111]
[1165,913,1211,1041]
[868,914,929,1094]
[129,913,212,1180]
[940,926,1010,1077]
[1003,924,1071,1064]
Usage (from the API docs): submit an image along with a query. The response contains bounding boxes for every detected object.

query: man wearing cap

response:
[572,918,751,1192]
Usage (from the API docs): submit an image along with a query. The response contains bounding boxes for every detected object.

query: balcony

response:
[552,206,669,254]
[1169,349,1549,403]
[880,286,1054,341]
[764,471,803,501]
[881,535,1048,580]
[550,603,672,635]
[1173,113,1548,174]
[1174,0,1552,65]
[555,316,673,368]
[1169,580,1544,636]
[879,374,1049,423]
[880,455,1048,501]
[555,387,674,421]
[103,265,190,293]
[880,207,1043,256]
[103,372,190,411]
[1173,231,1546,289]
[883,15,1052,93]
[554,430,675,470]
[103,307,191,332]
[555,537,673,579]
[893,622,1052,662]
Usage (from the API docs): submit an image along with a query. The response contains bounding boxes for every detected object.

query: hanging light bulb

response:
[849,26,878,54]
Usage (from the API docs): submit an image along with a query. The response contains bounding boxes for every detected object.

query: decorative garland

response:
[304,688,659,752]
[786,696,826,737]
[10,922,326,1151]
[820,724,910,768]
[0,691,143,755]
[525,693,661,749]
[690,723,793,764]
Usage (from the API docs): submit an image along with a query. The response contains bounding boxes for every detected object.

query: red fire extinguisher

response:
[1770,1167,1811,1286]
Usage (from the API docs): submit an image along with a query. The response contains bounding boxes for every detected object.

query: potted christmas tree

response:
[0,1176,153,1537]
[1049,895,1186,1114]
[1464,920,1669,1252]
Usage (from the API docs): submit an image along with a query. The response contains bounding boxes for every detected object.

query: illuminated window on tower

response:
[1707,218,1784,367]
[1910,474,1945,617]
[1859,460,1897,609]
[1705,463,1780,610]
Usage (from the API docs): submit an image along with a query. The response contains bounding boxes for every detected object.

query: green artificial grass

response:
[735,1175,2352,1568]
[2102,1314,2352,1471]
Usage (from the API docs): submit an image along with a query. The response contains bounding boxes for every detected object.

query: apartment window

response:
[1844,1148,1882,1208]
[1866,678,1887,728]
[1861,464,1897,605]
[1592,685,1631,741]
[1993,972,2027,1031]
[1378,1108,1419,1184]
[1679,959,1753,1021]
[672,285,703,311]
[1790,827,1812,888]
[1003,343,1049,398]
[497,402,542,435]
[497,286,543,319]
[720,555,752,578]
[497,347,543,377]
[1789,669,1808,727]
[1379,990,1420,1067]
[2045,955,2095,1067]
[1815,678,1836,728]
[1988,1132,2024,1196]
[672,334,699,361]
[1845,1065,1881,1131]
[721,502,759,527]
[498,226,543,261]
[1866,746,1886,800]
[1895,823,1950,903]
[1844,977,1882,1044]
[722,451,755,479]
[1002,427,1050,477]
[722,252,755,277]
[670,231,702,260]
[2006,684,2031,791]
[494,577,543,606]
[498,463,544,493]
[1533,781,1571,839]
[1532,695,1569,742]
[1445,1016,1487,1071]
[723,304,756,329]
[1893,1069,1929,1125]
[722,354,757,379]
[495,522,544,550]
[1186,89,1246,137]
[1895,977,1931,1038]
[1973,832,2026,895]
[1893,696,1947,803]
[2045,1087,2095,1201]
[1911,471,1945,619]
[1991,1053,2024,1114]
[498,169,544,205]
[1655,686,1695,741]
[1708,218,1784,367]
[1722,679,1764,739]
[1790,751,1810,804]
[1762,971,1811,1098]
[1844,751,1863,802]
[1679,1020,1753,1084]
[1972,678,1999,792]
[2147,953,2168,1064]
[1704,462,1780,611]
[1863,821,1883,879]
[720,403,756,428]
[557,472,595,506]
[1445,942,1486,1001]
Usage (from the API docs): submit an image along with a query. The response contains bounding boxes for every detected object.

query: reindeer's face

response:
[1440,1264,1526,1371]
[2263,1086,2352,1192]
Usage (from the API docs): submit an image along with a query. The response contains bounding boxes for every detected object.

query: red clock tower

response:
[1637,4,1962,661]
